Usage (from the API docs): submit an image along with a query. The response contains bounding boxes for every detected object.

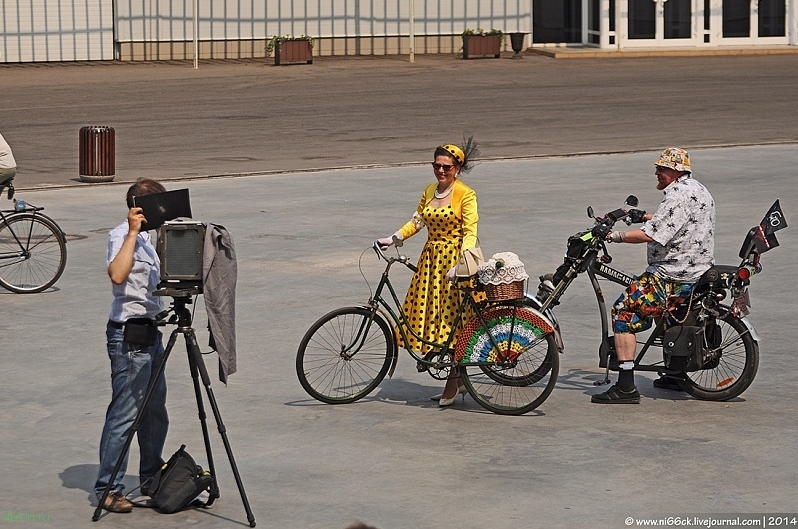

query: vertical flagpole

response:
[409,0,415,63]
[193,0,199,69]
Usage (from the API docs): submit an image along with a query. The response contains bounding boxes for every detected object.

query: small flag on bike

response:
[754,199,787,253]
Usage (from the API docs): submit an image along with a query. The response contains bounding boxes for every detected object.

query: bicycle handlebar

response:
[590,207,631,238]
[372,241,419,273]
[575,205,640,264]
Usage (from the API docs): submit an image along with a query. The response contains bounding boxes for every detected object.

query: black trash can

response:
[79,126,115,182]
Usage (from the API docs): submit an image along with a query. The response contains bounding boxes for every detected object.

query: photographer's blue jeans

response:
[94,325,168,498]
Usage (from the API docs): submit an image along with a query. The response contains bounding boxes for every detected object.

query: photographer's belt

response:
[108,318,155,329]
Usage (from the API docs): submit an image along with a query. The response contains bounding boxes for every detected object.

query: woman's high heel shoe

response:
[431,385,467,402]
[437,386,467,407]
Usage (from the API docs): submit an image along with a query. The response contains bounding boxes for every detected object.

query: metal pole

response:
[409,0,415,63]
[193,0,199,69]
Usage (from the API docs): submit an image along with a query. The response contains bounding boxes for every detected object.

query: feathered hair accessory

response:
[458,133,480,173]
[438,133,480,174]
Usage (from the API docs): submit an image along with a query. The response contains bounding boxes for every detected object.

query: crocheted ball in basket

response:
[477,252,529,286]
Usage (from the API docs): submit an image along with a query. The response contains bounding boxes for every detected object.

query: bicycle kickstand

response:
[594,364,612,386]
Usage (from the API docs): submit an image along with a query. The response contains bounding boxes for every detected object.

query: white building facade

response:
[1,0,795,63]
[535,0,797,49]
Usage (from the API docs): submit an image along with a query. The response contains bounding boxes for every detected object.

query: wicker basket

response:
[484,280,525,301]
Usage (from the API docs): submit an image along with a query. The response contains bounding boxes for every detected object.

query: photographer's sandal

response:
[102,493,133,513]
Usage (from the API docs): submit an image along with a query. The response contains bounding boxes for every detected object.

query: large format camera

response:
[157,219,206,294]
[131,188,202,295]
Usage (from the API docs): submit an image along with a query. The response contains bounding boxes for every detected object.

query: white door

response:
[619,0,702,47]
[714,0,788,44]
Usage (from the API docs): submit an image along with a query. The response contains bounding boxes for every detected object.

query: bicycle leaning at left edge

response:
[0,175,67,293]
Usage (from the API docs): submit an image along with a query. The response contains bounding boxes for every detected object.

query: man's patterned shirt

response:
[641,175,715,282]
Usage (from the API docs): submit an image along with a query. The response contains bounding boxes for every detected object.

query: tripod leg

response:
[92,328,177,522]
[183,328,220,504]
[184,328,257,527]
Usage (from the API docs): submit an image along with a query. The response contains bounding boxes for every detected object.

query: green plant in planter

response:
[266,34,315,58]
[461,28,505,47]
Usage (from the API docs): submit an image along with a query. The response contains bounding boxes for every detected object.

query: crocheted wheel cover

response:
[455,306,554,363]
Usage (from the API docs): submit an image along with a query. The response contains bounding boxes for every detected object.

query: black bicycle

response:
[527,195,780,401]
[0,177,67,293]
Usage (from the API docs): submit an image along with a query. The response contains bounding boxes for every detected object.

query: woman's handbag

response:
[455,242,484,278]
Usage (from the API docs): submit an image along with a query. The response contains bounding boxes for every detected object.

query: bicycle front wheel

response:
[459,306,559,415]
[296,307,394,404]
[0,213,67,293]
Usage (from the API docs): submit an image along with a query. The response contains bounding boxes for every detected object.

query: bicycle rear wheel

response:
[681,312,759,401]
[0,213,67,293]
[459,306,559,415]
[296,307,394,404]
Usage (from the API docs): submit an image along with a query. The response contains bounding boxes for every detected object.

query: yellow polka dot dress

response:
[397,203,485,354]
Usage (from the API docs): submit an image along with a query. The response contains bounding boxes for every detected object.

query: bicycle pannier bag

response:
[663,325,704,371]
[148,445,214,514]
[456,244,484,278]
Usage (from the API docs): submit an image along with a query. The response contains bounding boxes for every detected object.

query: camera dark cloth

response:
[202,223,237,384]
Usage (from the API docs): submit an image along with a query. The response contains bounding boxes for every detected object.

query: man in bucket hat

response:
[591,148,716,403]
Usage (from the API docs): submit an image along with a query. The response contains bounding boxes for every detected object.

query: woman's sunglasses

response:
[431,163,455,172]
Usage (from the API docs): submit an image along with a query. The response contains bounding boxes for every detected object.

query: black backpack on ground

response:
[148,445,215,514]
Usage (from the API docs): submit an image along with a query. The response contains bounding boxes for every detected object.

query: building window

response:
[723,0,750,37]
[533,0,583,43]
[588,0,600,44]
[758,0,786,37]
[629,0,655,39]
[664,0,692,39]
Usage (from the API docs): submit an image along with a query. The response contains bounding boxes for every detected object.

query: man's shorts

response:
[612,272,694,334]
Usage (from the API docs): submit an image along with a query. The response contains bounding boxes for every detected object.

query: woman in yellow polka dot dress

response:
[377,139,484,407]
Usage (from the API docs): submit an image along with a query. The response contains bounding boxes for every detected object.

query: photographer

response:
[94,178,169,512]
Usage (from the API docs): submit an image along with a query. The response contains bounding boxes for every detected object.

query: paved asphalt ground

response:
[2,53,798,188]
[1,54,797,529]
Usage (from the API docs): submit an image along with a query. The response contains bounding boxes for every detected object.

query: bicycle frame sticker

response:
[593,263,636,286]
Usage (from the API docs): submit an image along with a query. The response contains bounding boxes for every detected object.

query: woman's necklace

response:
[434,181,455,199]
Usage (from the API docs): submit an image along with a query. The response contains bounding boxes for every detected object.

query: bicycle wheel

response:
[459,306,559,415]
[681,312,759,401]
[296,307,394,404]
[0,213,67,293]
